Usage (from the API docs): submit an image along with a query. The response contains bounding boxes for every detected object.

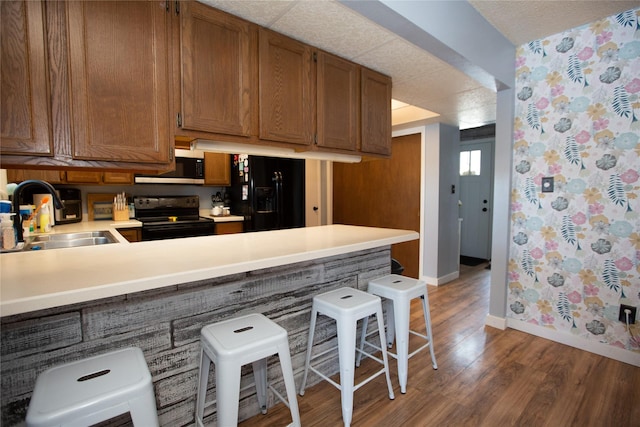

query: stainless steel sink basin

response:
[24,231,118,251]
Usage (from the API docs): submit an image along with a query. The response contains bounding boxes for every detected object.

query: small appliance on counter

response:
[54,188,82,224]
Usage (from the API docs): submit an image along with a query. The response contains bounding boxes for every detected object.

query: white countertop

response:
[0,224,418,317]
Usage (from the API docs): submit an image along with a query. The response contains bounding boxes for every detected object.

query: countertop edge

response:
[1,225,417,317]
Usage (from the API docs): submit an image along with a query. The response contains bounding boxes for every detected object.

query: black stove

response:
[134,195,215,241]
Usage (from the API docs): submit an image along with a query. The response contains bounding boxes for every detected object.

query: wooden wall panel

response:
[333,133,421,277]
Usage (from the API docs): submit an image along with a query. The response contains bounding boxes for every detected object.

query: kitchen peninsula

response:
[1,225,417,426]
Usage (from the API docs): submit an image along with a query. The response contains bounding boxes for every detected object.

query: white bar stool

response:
[195,313,301,427]
[299,287,394,427]
[357,274,437,394]
[25,347,159,427]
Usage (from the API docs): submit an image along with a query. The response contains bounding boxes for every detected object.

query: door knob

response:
[313,206,318,211]
[482,207,488,212]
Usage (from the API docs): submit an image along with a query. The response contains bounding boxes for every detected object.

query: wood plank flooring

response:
[240,263,640,426]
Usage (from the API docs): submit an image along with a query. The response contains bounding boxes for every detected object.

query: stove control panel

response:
[134,196,200,211]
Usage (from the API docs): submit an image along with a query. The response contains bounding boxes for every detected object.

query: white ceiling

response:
[200,0,640,130]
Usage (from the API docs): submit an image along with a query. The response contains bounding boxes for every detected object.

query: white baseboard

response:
[485,314,507,330]
[507,318,640,367]
[421,270,459,286]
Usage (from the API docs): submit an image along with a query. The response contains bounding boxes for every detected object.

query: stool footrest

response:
[308,364,389,394]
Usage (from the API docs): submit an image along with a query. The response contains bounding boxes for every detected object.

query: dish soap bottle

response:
[39,204,51,233]
[1,213,16,250]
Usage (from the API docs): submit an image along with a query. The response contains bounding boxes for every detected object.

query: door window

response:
[460,150,481,176]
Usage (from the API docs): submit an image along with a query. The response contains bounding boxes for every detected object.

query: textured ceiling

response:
[200,0,640,130]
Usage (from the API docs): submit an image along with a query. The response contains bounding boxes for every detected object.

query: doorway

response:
[459,139,494,260]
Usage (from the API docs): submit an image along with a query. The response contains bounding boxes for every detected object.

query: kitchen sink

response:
[23,231,118,251]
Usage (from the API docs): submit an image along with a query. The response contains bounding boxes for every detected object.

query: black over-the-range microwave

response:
[134,149,205,184]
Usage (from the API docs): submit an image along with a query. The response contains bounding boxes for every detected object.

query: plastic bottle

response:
[1,213,16,250]
[39,204,51,233]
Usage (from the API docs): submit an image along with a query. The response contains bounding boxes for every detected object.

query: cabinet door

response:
[67,1,171,163]
[179,2,252,136]
[317,51,359,152]
[117,228,141,242]
[361,67,391,156]
[204,152,230,186]
[0,0,53,155]
[258,28,313,146]
[65,171,102,184]
[216,221,243,235]
[103,172,133,185]
[6,169,64,184]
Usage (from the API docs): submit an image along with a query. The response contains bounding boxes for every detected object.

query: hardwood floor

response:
[241,263,640,426]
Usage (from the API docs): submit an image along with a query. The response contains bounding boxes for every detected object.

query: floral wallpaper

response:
[509,8,640,354]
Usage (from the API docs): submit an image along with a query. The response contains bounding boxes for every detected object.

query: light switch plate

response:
[542,177,554,192]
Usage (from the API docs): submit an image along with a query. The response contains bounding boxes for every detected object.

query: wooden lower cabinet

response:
[116,227,141,243]
[215,221,243,235]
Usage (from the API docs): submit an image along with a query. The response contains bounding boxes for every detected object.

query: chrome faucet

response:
[12,180,65,242]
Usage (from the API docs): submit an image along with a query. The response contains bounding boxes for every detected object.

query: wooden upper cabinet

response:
[66,1,171,163]
[316,51,359,152]
[360,67,391,156]
[177,2,253,136]
[102,172,134,185]
[6,169,64,184]
[65,171,102,184]
[258,28,313,146]
[204,152,230,186]
[0,0,53,156]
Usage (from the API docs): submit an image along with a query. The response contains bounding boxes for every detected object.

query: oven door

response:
[141,221,216,241]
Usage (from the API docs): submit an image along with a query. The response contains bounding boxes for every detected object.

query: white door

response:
[305,159,332,226]
[459,140,493,259]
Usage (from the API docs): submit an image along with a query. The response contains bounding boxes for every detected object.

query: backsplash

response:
[509,8,640,354]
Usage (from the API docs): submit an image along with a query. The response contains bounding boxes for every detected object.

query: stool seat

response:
[26,347,158,427]
[196,313,300,427]
[358,274,437,394]
[299,287,394,427]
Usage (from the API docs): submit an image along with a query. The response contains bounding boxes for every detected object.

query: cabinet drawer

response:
[215,221,243,235]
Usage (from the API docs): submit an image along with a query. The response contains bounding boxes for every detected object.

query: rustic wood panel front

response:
[0,247,391,426]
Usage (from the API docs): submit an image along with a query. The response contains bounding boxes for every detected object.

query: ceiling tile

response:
[353,38,451,84]
[200,0,296,27]
[269,0,396,60]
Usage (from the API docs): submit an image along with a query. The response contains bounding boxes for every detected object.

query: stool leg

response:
[375,307,395,401]
[299,306,318,396]
[355,315,369,367]
[277,344,302,427]
[336,318,357,427]
[385,299,395,348]
[129,389,160,427]
[195,348,211,424]
[216,361,242,427]
[252,358,268,414]
[394,297,411,394]
[421,294,438,369]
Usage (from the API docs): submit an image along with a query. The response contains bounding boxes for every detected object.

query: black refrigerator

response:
[229,154,305,232]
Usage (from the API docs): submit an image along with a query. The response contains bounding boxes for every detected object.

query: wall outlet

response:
[618,304,637,324]
[541,177,554,192]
